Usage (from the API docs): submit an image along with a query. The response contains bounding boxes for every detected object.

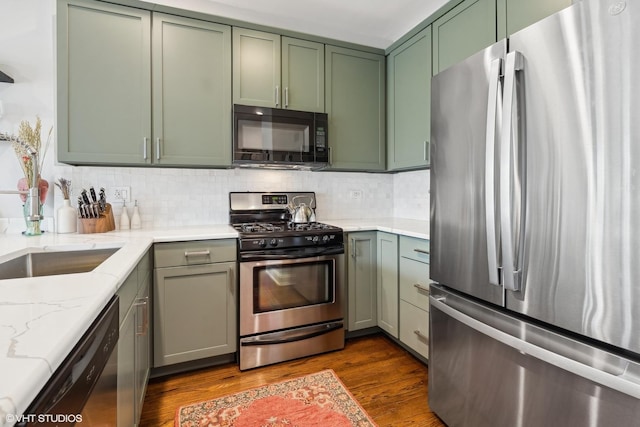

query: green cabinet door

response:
[387,26,432,171]
[233,28,281,108]
[432,0,497,75]
[325,46,385,171]
[154,262,237,367]
[347,232,378,331]
[497,0,573,38]
[57,0,151,165]
[282,37,324,112]
[377,232,399,338]
[152,14,231,167]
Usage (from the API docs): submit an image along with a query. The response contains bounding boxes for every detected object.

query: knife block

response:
[78,203,116,234]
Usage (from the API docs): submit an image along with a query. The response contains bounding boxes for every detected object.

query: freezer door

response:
[504,0,640,354]
[429,285,640,427]
[430,41,506,306]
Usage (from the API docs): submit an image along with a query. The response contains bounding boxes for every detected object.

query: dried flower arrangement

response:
[55,177,72,200]
[1,117,53,203]
[15,117,53,186]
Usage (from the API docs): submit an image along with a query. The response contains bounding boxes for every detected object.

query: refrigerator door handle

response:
[500,51,524,291]
[430,295,640,399]
[485,57,502,287]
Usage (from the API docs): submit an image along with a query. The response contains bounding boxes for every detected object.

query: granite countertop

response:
[0,219,427,426]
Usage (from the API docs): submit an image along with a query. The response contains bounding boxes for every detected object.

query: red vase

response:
[17,176,49,204]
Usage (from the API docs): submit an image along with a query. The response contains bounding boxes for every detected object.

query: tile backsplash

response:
[46,166,430,230]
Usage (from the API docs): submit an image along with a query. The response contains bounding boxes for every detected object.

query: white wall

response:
[0,0,430,230]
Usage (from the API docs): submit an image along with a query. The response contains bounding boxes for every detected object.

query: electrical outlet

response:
[349,190,363,200]
[112,186,131,203]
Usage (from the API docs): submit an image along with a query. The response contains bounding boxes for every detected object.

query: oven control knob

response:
[322,235,330,243]
[312,236,319,244]
[269,238,278,247]
[257,239,267,248]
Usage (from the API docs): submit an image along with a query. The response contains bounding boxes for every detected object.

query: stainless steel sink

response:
[0,248,120,280]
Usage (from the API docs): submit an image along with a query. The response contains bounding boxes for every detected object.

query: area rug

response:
[175,369,378,427]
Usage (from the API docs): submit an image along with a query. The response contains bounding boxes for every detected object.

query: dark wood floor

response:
[140,333,446,426]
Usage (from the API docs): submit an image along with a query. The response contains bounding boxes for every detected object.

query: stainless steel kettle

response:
[287,196,315,223]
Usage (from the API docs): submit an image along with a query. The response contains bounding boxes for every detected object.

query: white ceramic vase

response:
[57,199,77,233]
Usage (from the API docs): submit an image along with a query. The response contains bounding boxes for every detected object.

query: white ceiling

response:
[152,0,449,49]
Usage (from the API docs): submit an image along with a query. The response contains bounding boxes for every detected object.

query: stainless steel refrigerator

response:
[429,0,640,425]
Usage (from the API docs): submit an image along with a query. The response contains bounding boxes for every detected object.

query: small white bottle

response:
[120,201,130,230]
[131,200,141,229]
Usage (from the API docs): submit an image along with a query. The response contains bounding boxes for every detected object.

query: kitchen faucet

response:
[0,132,43,235]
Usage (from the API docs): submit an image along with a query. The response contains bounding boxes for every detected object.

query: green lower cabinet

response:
[116,250,152,427]
[153,240,237,367]
[347,232,378,331]
[152,14,232,167]
[325,46,386,171]
[377,232,399,338]
[432,0,497,75]
[398,236,430,360]
[386,26,432,171]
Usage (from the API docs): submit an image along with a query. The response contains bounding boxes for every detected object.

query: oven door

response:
[239,253,344,337]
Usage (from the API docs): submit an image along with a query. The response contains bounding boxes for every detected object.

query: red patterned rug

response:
[175,369,378,427]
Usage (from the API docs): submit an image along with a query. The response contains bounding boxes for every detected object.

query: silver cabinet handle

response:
[413,330,428,341]
[413,248,430,255]
[184,250,211,257]
[413,283,430,293]
[228,264,236,295]
[350,238,356,258]
[275,85,280,107]
[284,87,289,108]
[134,297,148,335]
[485,57,502,287]
[500,51,525,292]
[328,146,333,166]
[143,137,148,160]
[156,137,161,160]
[423,140,429,162]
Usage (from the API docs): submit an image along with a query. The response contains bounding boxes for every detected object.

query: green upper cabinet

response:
[325,46,385,171]
[152,14,231,167]
[497,0,573,38]
[233,28,281,108]
[57,0,152,165]
[57,1,232,167]
[233,28,324,112]
[432,0,497,75]
[386,26,432,171]
[281,37,325,112]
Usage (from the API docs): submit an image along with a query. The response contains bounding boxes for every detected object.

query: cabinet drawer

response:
[399,257,430,311]
[399,236,430,263]
[154,239,236,268]
[399,300,429,359]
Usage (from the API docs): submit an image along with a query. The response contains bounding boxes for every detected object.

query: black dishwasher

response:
[17,296,119,426]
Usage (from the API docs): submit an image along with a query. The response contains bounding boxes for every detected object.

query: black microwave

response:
[233,104,328,169]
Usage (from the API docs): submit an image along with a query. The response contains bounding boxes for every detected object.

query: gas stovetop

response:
[229,192,344,252]
[233,221,341,234]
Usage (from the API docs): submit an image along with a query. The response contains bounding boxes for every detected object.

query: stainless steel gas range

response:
[230,192,345,370]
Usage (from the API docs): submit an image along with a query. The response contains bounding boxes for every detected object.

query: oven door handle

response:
[241,321,344,346]
[240,246,344,261]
